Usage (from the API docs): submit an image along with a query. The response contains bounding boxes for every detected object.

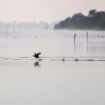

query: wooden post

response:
[74,33,76,44]
[86,32,88,52]
[74,33,76,51]
[6,24,8,37]
[87,32,88,44]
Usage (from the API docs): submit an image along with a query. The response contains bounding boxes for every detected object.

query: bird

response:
[33,52,41,59]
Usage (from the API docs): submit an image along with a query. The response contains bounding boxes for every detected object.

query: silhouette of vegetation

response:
[54,9,105,30]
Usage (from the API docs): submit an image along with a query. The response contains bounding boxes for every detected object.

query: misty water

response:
[0,29,105,105]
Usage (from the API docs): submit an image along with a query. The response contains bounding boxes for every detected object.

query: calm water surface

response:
[0,30,105,105]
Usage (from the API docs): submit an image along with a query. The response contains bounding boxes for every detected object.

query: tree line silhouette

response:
[54,9,105,30]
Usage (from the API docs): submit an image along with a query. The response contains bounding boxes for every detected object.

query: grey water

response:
[0,29,105,105]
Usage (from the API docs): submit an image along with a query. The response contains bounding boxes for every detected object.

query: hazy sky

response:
[0,0,105,22]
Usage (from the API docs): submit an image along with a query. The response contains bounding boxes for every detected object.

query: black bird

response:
[33,52,41,59]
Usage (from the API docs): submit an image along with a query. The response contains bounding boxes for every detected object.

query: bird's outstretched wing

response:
[33,54,35,57]
[37,52,41,56]
[33,52,41,58]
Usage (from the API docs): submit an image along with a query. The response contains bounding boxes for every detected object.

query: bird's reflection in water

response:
[33,58,42,68]
[34,61,40,67]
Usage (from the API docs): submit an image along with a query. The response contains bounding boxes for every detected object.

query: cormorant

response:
[33,52,41,59]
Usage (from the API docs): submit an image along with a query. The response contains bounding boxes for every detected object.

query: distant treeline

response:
[54,10,105,30]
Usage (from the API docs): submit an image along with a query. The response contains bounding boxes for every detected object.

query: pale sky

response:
[0,0,105,23]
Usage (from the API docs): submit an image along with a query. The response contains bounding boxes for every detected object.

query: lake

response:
[0,29,105,105]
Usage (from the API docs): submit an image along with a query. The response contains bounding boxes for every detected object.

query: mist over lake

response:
[0,28,105,105]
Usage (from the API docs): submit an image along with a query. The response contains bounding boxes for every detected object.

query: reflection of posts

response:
[74,33,76,51]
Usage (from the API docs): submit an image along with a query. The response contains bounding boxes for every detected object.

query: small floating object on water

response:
[74,58,79,61]
[62,58,65,62]
[33,52,41,59]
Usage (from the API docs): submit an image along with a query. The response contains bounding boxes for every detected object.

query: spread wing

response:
[37,52,41,56]
[33,54,35,57]
[33,52,41,57]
